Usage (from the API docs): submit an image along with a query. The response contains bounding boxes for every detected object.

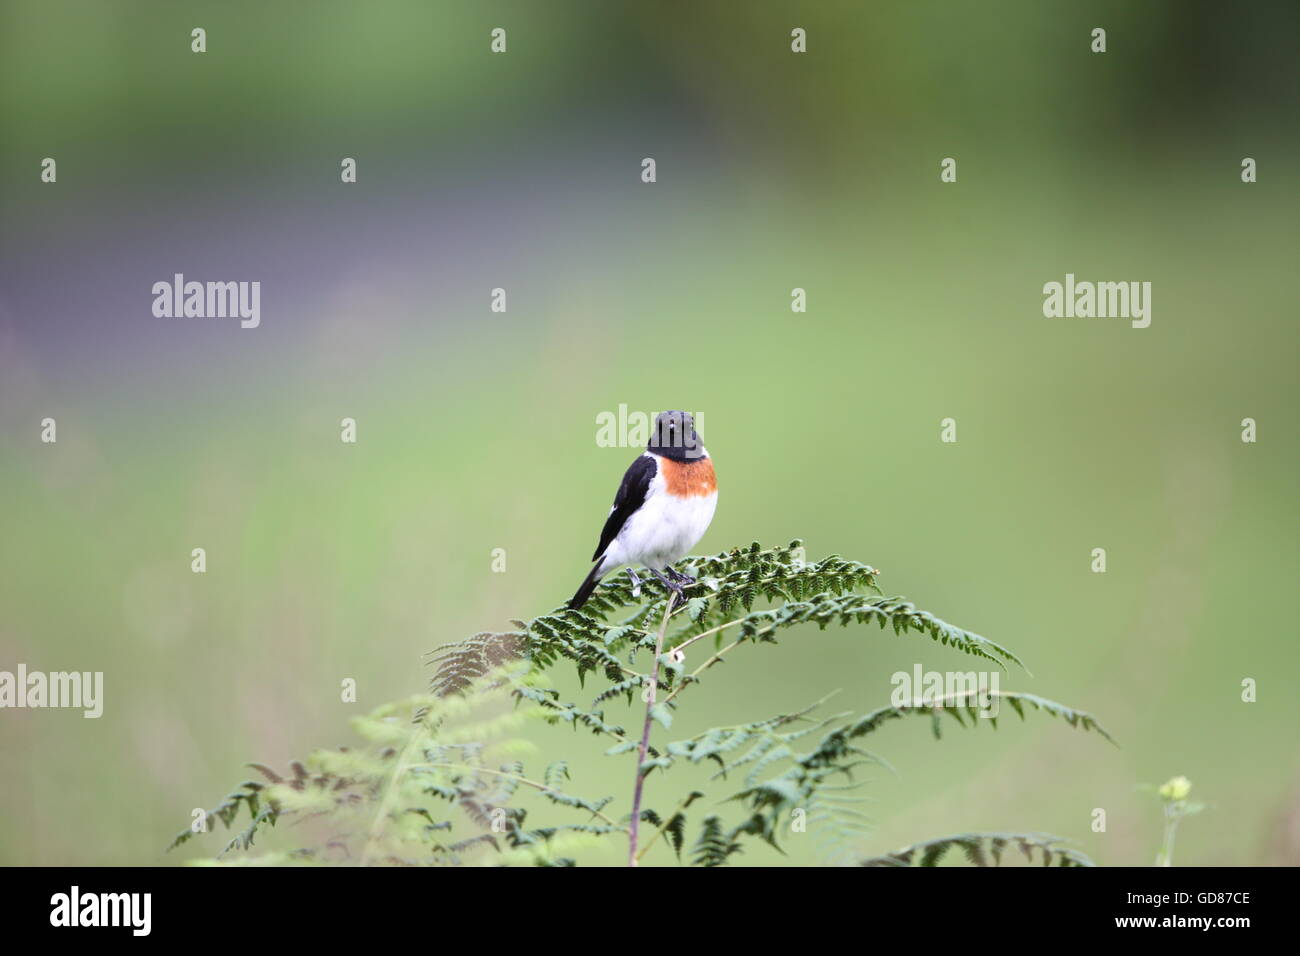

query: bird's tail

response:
[567,561,605,610]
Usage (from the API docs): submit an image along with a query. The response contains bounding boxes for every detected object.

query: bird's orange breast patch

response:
[659,457,717,498]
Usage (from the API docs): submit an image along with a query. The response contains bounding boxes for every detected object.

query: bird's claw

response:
[666,565,696,587]
[651,569,688,611]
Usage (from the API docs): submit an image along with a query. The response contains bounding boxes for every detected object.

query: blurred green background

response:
[1,0,1297,866]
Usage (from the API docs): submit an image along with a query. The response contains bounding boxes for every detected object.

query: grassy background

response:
[1,0,1297,865]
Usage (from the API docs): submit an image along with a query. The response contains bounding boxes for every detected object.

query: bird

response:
[567,410,717,611]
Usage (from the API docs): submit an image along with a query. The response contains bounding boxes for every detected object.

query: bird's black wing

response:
[592,454,657,561]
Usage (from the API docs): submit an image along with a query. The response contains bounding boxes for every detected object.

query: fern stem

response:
[359,710,430,867]
[668,615,747,656]
[627,598,674,866]
[660,637,743,707]
[663,611,803,705]
[420,762,622,828]
[635,789,696,862]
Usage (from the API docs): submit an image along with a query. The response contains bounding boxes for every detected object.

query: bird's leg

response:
[650,569,686,611]
[626,567,642,598]
[667,565,696,586]
[649,568,677,593]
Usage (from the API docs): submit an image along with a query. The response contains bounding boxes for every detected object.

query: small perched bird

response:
[568,410,717,610]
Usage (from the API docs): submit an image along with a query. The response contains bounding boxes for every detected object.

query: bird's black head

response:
[648,410,704,461]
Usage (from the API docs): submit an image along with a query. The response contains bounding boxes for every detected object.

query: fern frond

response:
[166,779,268,852]
[426,631,525,697]
[860,832,1094,867]
[691,815,744,867]
[836,690,1115,745]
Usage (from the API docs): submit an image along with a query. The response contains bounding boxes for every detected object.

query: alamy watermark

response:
[890,664,999,717]
[1042,273,1151,328]
[595,404,705,450]
[151,274,260,329]
[50,886,150,935]
[0,665,103,718]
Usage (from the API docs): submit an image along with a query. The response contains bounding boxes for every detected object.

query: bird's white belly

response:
[608,490,717,571]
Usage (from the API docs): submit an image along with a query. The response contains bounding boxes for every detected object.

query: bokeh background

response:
[1,0,1297,866]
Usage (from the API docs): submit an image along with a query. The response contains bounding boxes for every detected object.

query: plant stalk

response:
[627,598,674,866]
[1156,803,1179,867]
